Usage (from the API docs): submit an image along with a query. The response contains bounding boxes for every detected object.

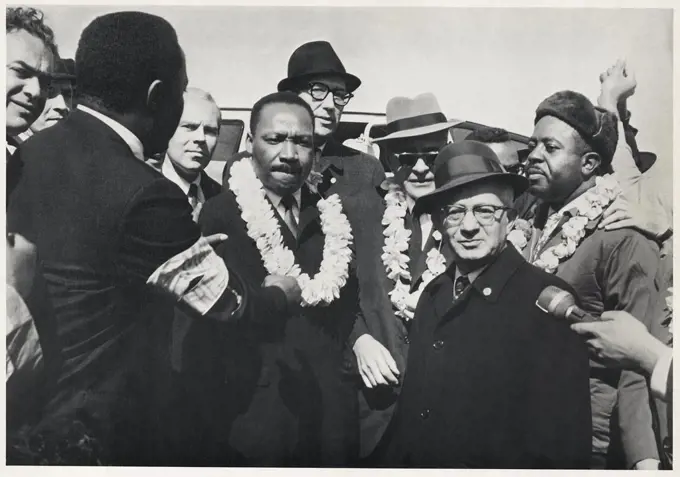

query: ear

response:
[245,132,253,154]
[146,80,164,113]
[580,151,602,177]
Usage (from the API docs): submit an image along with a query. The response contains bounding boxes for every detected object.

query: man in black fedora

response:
[346,92,461,458]
[223,40,384,195]
[373,141,592,468]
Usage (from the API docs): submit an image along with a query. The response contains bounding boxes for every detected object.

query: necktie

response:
[188,183,201,222]
[281,194,299,238]
[454,275,470,299]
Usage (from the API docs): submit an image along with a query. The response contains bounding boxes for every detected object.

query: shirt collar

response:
[452,245,525,303]
[264,187,302,211]
[77,105,145,161]
[161,157,202,195]
[455,265,486,285]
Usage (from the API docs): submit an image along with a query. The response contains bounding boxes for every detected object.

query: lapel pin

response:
[330,177,337,184]
[483,287,492,296]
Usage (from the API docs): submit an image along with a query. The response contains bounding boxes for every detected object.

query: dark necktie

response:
[188,183,201,222]
[281,194,299,238]
[454,275,470,299]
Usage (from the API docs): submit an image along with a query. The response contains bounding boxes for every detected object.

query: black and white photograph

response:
[4,1,675,471]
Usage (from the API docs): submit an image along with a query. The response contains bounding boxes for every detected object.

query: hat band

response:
[386,112,448,135]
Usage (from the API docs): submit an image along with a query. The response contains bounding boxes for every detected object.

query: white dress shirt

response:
[77,104,145,161]
[264,188,302,225]
[161,158,206,208]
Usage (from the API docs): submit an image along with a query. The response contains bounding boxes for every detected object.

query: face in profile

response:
[297,74,350,142]
[436,181,515,269]
[6,29,55,135]
[388,130,448,202]
[166,90,220,180]
[248,102,315,196]
[29,80,74,133]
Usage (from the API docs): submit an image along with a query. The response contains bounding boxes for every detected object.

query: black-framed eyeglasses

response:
[442,204,514,226]
[307,82,353,107]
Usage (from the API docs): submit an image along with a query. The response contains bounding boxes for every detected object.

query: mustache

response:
[272,163,302,174]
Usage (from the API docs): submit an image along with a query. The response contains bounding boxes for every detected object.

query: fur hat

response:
[535,90,618,165]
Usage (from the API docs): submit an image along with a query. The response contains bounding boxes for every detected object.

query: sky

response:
[37,5,673,161]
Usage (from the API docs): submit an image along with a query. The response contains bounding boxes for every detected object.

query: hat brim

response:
[416,171,529,213]
[373,119,464,143]
[277,72,362,93]
[51,73,76,81]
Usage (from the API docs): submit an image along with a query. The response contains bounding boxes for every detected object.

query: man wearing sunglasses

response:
[373,141,591,468]
[347,93,462,459]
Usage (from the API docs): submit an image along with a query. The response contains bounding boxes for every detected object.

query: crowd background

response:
[35,5,672,163]
[5,2,676,472]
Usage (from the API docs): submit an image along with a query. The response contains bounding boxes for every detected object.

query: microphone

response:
[535,285,597,323]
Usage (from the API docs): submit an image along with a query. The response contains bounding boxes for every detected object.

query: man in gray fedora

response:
[348,92,461,458]
[373,141,592,468]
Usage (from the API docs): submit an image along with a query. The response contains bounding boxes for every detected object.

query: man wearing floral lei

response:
[195,92,359,466]
[347,93,461,459]
[508,89,662,470]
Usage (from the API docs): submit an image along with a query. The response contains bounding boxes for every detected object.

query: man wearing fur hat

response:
[515,90,661,469]
[347,93,460,458]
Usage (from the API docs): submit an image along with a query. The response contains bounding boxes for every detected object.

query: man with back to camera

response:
[7,11,295,465]
[374,141,592,468]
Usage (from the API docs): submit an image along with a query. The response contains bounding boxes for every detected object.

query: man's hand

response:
[598,59,637,115]
[599,196,666,239]
[633,458,661,470]
[353,334,400,389]
[262,274,302,308]
[570,311,667,374]
[6,233,38,300]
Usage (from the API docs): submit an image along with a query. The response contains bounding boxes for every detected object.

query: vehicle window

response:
[212,119,245,162]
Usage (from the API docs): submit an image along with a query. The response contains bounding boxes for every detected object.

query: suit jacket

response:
[347,197,454,459]
[374,245,592,468]
[200,169,221,200]
[528,201,661,468]
[6,110,210,465]
[195,184,361,467]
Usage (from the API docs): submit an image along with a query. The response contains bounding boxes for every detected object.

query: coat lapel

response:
[410,228,436,292]
[297,186,321,243]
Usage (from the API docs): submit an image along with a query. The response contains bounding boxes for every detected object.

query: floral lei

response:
[381,185,447,320]
[228,158,353,307]
[508,175,621,274]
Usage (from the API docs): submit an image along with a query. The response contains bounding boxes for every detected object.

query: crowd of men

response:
[6,7,673,469]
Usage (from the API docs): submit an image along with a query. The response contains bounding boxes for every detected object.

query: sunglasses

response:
[392,151,439,168]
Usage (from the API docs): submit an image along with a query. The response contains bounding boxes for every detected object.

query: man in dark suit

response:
[6,12,290,465]
[198,92,360,466]
[375,141,592,468]
[161,87,222,222]
[347,92,461,458]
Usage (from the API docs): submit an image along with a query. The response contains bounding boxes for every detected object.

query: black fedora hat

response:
[417,140,529,212]
[277,40,361,93]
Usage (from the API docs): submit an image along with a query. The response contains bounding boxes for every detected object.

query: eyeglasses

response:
[393,151,439,168]
[306,82,353,107]
[442,204,515,227]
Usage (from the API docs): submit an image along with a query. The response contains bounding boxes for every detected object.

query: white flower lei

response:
[381,186,447,320]
[228,158,353,307]
[508,175,621,274]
